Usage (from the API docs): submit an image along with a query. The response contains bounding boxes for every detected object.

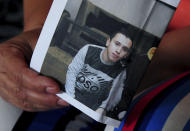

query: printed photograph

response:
[40,0,163,126]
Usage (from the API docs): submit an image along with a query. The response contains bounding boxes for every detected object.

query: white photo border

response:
[30,0,68,72]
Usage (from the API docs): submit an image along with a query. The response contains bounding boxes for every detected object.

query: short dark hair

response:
[109,28,133,42]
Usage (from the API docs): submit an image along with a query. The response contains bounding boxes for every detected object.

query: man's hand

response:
[0,29,67,112]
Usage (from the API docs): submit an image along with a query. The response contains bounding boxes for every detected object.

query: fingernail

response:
[46,87,58,93]
[57,99,69,106]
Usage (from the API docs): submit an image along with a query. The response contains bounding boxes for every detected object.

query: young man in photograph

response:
[65,30,133,113]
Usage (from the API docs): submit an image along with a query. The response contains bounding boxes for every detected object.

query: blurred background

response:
[0,0,23,42]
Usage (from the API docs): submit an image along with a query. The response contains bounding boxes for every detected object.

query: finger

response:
[0,71,64,111]
[4,50,60,94]
[22,90,68,111]
[21,68,60,94]
[57,99,69,106]
[19,92,60,111]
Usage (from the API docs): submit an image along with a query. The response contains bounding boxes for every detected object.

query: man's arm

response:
[98,70,126,111]
[0,0,67,111]
[65,45,89,97]
[139,26,190,91]
[24,1,53,32]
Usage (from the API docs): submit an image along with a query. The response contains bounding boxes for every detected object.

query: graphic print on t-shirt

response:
[75,64,113,110]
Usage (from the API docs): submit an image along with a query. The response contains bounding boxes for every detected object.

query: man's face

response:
[106,33,132,63]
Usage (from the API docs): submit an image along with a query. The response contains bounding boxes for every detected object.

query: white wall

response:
[89,0,156,28]
[89,0,177,37]
[64,0,177,37]
[65,0,83,20]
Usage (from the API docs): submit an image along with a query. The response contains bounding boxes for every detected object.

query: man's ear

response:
[106,37,111,47]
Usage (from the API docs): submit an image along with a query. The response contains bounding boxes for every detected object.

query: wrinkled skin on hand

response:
[0,29,68,111]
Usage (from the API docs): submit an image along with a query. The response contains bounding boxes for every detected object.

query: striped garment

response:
[113,71,190,131]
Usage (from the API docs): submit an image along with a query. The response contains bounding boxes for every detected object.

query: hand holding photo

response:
[30,0,178,127]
